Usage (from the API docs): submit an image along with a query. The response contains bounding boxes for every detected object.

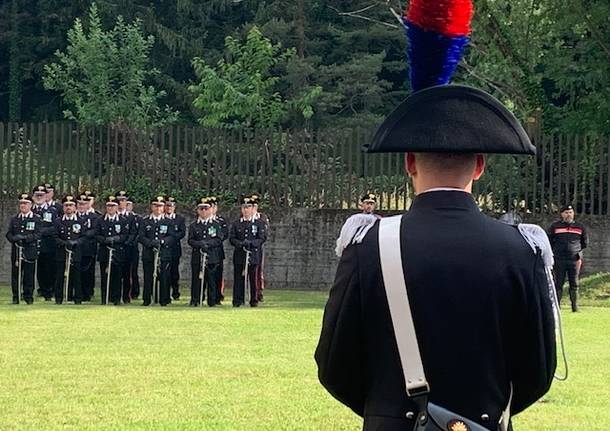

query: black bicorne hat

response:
[365,85,535,155]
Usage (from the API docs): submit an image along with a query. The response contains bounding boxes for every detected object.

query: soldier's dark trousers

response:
[190,261,219,306]
[142,260,171,305]
[37,251,56,299]
[554,259,580,311]
[11,256,35,303]
[233,263,258,306]
[127,246,140,298]
[121,246,139,302]
[100,261,123,305]
[170,255,181,299]
[217,261,224,302]
[81,256,96,301]
[54,261,83,304]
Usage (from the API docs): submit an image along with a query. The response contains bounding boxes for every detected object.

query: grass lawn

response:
[0,287,608,430]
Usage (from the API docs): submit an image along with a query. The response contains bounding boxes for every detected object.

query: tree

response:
[42,3,178,129]
[189,26,321,129]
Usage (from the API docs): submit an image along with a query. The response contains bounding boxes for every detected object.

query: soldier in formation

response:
[6,188,273,310]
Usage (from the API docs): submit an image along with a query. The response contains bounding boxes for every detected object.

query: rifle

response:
[199,251,208,306]
[106,247,114,305]
[64,248,73,303]
[243,248,251,306]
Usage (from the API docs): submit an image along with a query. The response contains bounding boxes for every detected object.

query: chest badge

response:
[72,224,81,233]
[26,221,35,231]
[208,226,217,237]
[114,224,121,233]
[43,212,53,222]
[160,224,168,235]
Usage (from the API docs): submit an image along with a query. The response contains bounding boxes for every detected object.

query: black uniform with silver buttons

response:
[165,197,186,300]
[229,216,267,307]
[138,213,176,306]
[96,213,130,305]
[77,204,100,301]
[5,197,41,304]
[188,206,225,306]
[32,186,59,300]
[53,211,87,304]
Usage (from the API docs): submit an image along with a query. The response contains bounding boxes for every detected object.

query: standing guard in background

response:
[548,204,588,312]
[360,192,379,216]
[334,193,382,257]
[188,197,224,307]
[250,194,269,302]
[53,195,85,304]
[96,195,130,305]
[44,183,63,215]
[139,196,176,306]
[32,184,58,300]
[211,197,228,304]
[125,198,141,299]
[229,196,267,307]
[164,196,186,300]
[77,194,99,301]
[6,193,41,304]
[117,190,139,302]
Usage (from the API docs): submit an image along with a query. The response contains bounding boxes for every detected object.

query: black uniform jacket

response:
[315,191,556,431]
[188,218,226,265]
[32,204,59,254]
[77,211,100,257]
[119,211,141,247]
[229,218,267,266]
[6,212,42,261]
[215,215,228,260]
[547,220,588,261]
[95,215,130,263]
[53,215,88,262]
[166,213,186,258]
[138,215,177,262]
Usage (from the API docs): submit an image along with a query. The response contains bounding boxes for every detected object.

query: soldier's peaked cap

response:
[62,195,76,204]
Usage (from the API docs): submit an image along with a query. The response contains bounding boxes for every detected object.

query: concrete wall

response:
[1,201,608,289]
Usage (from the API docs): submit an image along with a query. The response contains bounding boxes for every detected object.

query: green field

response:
[0,288,609,430]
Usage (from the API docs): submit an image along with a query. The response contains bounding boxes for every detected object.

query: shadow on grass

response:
[0,287,330,310]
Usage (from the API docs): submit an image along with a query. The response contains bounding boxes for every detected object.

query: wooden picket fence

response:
[0,122,608,214]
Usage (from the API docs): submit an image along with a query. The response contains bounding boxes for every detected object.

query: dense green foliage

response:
[0,0,608,132]
[190,26,322,128]
[42,4,178,128]
[0,288,609,430]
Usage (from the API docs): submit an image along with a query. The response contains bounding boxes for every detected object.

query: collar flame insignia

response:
[448,420,469,431]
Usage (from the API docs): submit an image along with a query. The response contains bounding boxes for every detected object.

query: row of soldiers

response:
[6,184,269,307]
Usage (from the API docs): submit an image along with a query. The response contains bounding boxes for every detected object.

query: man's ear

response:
[405,153,417,177]
[473,154,485,180]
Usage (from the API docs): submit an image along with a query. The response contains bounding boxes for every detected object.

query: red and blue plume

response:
[404,0,474,92]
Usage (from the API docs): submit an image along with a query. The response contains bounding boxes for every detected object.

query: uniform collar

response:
[410,190,479,212]
[166,213,176,219]
[198,216,214,224]
[33,203,46,210]
[151,214,165,221]
[63,214,77,221]
[19,211,34,219]
[240,217,254,222]
[105,214,119,221]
